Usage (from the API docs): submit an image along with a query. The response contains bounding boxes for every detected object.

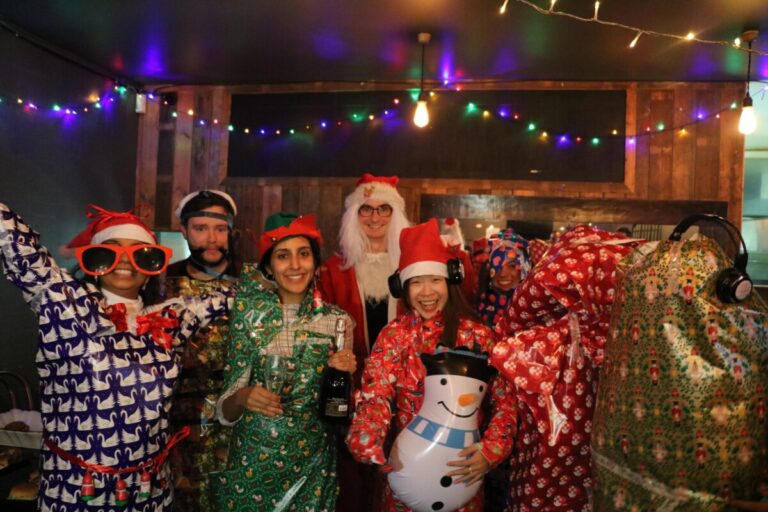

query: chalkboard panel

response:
[228,90,626,182]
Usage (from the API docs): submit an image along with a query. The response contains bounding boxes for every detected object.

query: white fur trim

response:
[344,182,405,212]
[91,225,155,245]
[400,261,448,283]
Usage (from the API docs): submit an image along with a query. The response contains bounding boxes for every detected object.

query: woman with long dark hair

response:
[346,219,517,511]
[214,212,356,512]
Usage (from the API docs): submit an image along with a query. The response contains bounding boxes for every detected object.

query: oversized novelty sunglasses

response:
[74,244,172,276]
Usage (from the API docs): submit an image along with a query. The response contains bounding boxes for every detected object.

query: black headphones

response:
[388,258,465,299]
[669,213,752,304]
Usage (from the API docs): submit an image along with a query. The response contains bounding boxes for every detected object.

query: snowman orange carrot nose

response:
[458,393,478,407]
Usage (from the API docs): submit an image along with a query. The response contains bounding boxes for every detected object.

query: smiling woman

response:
[345,219,517,512]
[0,202,233,511]
[214,211,356,512]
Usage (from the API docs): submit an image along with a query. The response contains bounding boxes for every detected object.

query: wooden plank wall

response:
[136,82,746,262]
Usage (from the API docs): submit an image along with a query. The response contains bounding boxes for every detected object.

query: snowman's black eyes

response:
[440,378,447,385]
[479,385,484,392]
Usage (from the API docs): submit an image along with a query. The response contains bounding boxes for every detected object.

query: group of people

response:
[0,172,535,512]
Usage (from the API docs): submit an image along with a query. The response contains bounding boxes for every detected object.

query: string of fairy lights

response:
[498,0,768,56]
[3,81,767,147]
[4,0,768,145]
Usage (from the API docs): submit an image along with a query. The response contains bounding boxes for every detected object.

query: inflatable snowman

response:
[388,348,497,512]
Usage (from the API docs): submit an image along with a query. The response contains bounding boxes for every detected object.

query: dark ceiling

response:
[1,0,766,87]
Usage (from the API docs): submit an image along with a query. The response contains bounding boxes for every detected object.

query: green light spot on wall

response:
[527,123,536,131]
[591,137,600,145]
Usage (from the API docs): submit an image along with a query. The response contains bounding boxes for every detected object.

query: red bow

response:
[107,303,128,331]
[136,310,179,350]
[106,304,178,350]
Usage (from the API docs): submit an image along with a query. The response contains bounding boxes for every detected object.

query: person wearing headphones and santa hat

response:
[0,201,233,511]
[345,219,517,512]
[164,189,241,511]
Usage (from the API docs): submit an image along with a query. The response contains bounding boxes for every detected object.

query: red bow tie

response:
[106,304,179,350]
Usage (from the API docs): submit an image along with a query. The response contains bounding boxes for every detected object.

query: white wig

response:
[338,180,411,270]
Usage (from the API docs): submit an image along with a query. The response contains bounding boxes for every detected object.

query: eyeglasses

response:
[358,204,393,218]
[74,244,172,276]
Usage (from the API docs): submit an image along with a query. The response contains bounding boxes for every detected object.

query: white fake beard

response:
[356,252,393,303]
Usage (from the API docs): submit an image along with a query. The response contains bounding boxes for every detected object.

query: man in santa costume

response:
[317,173,411,512]
[318,173,411,383]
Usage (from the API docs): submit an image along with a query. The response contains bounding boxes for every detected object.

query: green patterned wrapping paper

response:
[592,237,768,511]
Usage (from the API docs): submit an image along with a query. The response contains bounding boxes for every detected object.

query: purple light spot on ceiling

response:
[312,31,348,60]
[142,45,165,76]
[492,47,517,75]
[688,49,718,78]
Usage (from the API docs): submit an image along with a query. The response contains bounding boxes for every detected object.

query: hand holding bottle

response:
[328,348,356,373]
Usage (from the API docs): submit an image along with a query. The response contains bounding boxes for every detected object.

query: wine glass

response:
[263,354,287,395]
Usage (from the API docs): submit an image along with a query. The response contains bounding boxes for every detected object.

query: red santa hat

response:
[343,173,405,211]
[66,204,156,248]
[398,218,453,283]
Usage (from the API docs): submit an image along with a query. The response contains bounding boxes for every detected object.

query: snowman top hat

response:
[421,347,497,383]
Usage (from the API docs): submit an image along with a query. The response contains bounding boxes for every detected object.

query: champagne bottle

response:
[320,318,352,422]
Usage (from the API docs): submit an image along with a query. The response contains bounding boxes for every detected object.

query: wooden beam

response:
[134,99,160,228]
[420,194,728,225]
[171,90,194,230]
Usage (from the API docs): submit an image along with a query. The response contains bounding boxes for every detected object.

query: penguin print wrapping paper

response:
[491,225,638,511]
[346,312,517,512]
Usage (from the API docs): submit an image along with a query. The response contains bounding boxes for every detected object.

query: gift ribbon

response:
[136,310,178,350]
[43,426,190,476]
[107,304,179,350]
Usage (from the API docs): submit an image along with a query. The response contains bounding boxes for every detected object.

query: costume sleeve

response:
[216,267,262,426]
[346,323,401,466]
[0,203,112,344]
[316,261,337,306]
[458,319,517,466]
[479,373,517,467]
[158,285,236,346]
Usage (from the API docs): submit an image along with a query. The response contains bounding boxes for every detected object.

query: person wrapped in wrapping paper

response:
[0,202,233,511]
[476,229,531,328]
[213,212,356,512]
[164,189,241,511]
[591,214,768,511]
[346,219,517,511]
[491,224,639,511]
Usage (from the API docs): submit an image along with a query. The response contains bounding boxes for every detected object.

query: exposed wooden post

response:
[135,98,160,228]
[171,89,194,230]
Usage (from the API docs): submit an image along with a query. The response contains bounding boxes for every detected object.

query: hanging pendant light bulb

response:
[739,95,756,135]
[739,29,759,135]
[414,93,429,128]
[413,32,431,128]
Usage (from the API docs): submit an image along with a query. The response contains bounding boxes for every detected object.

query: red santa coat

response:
[318,253,391,385]
[347,312,517,512]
